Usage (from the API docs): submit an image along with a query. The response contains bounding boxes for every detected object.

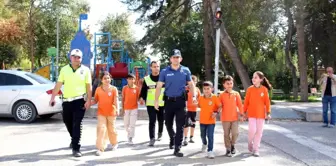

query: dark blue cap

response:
[171,49,182,57]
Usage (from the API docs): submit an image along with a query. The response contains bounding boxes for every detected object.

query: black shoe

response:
[225,150,232,157]
[231,145,236,154]
[174,150,184,157]
[157,133,162,141]
[69,143,72,149]
[72,150,82,157]
[189,137,195,143]
[149,138,155,147]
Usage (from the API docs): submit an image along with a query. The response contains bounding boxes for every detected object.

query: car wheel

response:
[39,113,55,119]
[12,101,37,123]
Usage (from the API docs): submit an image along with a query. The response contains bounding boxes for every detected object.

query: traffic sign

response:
[47,47,57,57]
[80,14,88,20]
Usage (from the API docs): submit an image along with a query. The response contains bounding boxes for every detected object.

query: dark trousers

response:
[164,98,186,151]
[62,98,85,151]
[147,106,164,139]
[200,124,215,152]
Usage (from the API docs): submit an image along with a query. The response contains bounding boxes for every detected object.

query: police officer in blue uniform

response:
[154,49,197,157]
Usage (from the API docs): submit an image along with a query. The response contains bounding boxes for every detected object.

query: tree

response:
[295,0,309,101]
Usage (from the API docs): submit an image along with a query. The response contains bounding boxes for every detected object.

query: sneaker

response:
[189,137,195,143]
[225,150,232,157]
[329,124,335,128]
[183,139,188,146]
[253,151,260,157]
[149,139,155,147]
[111,144,118,151]
[322,124,329,127]
[173,150,184,157]
[207,151,215,159]
[128,137,133,145]
[201,144,207,152]
[72,150,82,157]
[231,145,236,154]
[157,133,162,141]
[95,150,103,156]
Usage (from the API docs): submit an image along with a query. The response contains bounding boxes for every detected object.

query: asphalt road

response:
[0,115,335,166]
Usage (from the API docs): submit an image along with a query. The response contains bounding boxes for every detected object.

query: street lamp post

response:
[56,15,59,79]
[214,0,222,94]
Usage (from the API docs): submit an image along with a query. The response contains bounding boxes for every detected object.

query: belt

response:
[63,94,85,102]
[166,95,185,101]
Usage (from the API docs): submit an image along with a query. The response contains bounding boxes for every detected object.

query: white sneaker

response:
[207,151,215,159]
[201,144,207,152]
[111,144,118,151]
[253,151,260,157]
[95,150,103,156]
[128,137,133,145]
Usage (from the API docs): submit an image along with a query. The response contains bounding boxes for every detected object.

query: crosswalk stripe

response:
[240,124,336,161]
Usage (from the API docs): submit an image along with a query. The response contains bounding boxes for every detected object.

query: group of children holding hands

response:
[91,70,272,159]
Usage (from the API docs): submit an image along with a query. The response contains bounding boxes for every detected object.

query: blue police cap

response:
[171,49,182,57]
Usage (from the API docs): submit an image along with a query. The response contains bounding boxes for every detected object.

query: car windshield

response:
[25,73,53,84]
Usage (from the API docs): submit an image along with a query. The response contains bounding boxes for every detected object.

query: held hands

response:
[192,96,198,105]
[154,100,159,110]
[84,100,91,110]
[139,98,145,105]
[212,112,217,119]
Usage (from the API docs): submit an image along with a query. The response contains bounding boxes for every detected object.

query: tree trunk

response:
[311,16,318,87]
[203,0,213,80]
[29,0,35,71]
[296,0,309,101]
[284,0,298,99]
[209,0,251,90]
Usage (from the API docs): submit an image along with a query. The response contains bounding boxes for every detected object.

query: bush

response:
[274,69,293,95]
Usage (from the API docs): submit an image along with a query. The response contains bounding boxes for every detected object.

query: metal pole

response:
[214,28,220,94]
[56,16,59,79]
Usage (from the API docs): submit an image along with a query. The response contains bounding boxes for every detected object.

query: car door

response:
[0,73,32,114]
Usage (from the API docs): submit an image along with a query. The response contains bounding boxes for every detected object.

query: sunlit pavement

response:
[0,115,335,166]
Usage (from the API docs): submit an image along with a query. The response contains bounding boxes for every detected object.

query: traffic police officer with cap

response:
[49,49,92,157]
[154,49,197,157]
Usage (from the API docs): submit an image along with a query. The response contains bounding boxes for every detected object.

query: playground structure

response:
[33,14,151,91]
[93,32,151,90]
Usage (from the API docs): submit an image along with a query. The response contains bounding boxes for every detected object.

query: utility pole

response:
[214,0,222,94]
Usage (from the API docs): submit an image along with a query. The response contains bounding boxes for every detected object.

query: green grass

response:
[271,95,321,102]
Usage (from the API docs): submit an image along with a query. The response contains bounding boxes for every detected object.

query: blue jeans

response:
[322,96,336,125]
[200,124,215,152]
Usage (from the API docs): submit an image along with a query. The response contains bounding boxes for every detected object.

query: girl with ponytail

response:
[243,71,272,157]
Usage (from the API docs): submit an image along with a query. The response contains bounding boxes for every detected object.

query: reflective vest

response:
[144,75,165,106]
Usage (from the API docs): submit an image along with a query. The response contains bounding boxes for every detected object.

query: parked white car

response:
[0,70,63,123]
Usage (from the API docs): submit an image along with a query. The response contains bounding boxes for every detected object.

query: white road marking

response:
[240,124,336,160]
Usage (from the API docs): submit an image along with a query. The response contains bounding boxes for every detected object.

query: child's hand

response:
[212,112,217,118]
[266,114,271,120]
[239,116,245,122]
[139,98,145,105]
[90,100,96,105]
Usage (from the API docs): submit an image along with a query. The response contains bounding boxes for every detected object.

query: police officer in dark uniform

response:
[154,49,197,157]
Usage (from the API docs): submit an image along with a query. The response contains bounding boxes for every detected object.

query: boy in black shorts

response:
[183,75,201,146]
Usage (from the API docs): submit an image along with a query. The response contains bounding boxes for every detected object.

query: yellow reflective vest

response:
[144,75,165,106]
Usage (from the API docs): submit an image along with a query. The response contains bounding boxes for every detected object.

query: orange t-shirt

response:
[122,85,140,110]
[243,85,271,119]
[94,86,118,116]
[186,87,201,112]
[198,94,221,124]
[219,90,243,121]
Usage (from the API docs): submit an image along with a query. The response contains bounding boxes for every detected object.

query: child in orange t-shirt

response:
[198,81,221,159]
[183,75,201,146]
[91,71,119,156]
[219,75,244,157]
[122,73,140,145]
[243,71,272,157]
